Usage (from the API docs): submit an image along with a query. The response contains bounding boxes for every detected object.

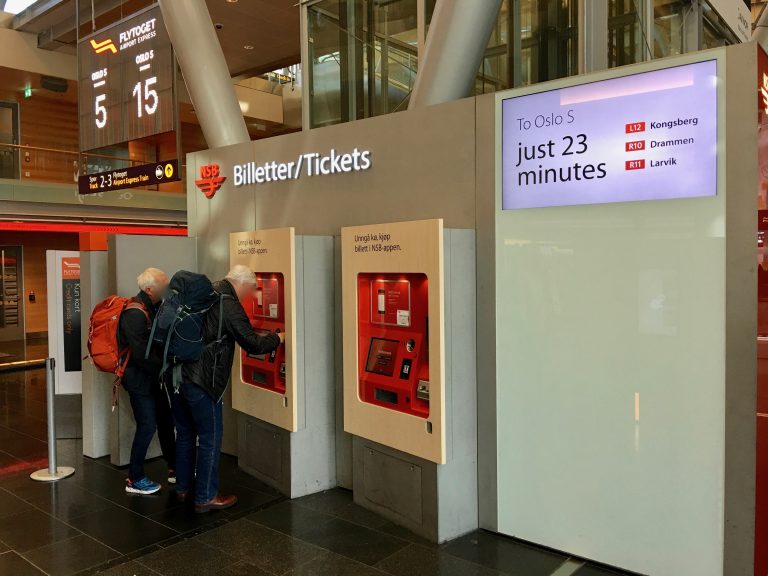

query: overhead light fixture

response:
[3,0,36,14]
[244,45,254,50]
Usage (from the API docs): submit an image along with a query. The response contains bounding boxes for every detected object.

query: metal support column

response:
[755,4,768,53]
[408,0,503,109]
[579,0,608,73]
[158,0,249,148]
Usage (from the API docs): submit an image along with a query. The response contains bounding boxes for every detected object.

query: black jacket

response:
[183,279,281,401]
[119,290,162,396]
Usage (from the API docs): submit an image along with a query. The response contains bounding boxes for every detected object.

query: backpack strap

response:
[144,313,159,360]
[208,293,232,399]
[160,305,184,376]
[113,300,148,411]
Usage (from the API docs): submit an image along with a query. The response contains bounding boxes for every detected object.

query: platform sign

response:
[500,60,718,210]
[79,159,178,194]
[78,4,175,152]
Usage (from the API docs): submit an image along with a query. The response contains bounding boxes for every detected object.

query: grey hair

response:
[137,267,167,292]
[225,264,256,286]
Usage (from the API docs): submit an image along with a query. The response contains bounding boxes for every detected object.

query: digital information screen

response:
[501,60,718,209]
[365,338,399,377]
[78,4,175,152]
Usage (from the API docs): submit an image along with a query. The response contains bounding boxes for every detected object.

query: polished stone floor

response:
[0,368,638,576]
[0,338,48,367]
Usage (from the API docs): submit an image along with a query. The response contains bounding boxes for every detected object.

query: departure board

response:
[500,60,718,209]
[78,4,175,152]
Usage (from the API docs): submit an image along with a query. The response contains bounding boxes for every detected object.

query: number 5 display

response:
[95,94,107,129]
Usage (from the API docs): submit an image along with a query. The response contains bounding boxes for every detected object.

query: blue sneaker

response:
[125,477,162,495]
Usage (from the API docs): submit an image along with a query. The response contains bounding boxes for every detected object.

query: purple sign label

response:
[501,60,718,210]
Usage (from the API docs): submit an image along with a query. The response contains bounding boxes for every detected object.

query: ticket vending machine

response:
[229,228,337,500]
[357,273,429,418]
[342,219,478,543]
[241,273,286,394]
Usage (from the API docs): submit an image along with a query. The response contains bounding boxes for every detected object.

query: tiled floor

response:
[0,367,640,576]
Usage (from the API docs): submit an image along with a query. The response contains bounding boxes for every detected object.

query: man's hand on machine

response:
[276,330,286,344]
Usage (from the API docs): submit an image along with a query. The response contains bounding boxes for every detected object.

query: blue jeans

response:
[170,381,223,504]
[127,383,177,482]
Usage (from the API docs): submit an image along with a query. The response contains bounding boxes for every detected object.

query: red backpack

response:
[86,296,148,407]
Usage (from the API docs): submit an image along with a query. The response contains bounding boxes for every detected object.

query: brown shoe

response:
[195,494,238,514]
[174,490,190,503]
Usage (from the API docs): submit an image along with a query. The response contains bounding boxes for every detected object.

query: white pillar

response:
[408,0,503,109]
[158,0,249,148]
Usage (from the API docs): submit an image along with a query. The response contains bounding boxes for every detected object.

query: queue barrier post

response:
[30,358,75,482]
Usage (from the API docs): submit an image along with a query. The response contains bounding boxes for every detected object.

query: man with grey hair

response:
[119,267,176,495]
[172,265,284,513]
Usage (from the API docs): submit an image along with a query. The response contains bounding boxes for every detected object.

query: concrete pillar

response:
[755,4,768,53]
[158,0,249,148]
[408,0,502,109]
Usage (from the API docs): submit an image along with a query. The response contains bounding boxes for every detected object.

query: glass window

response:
[653,0,685,58]
[517,0,579,87]
[307,1,343,128]
[307,0,418,128]
[609,0,647,67]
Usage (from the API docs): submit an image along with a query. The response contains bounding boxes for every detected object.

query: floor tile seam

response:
[134,538,241,570]
[0,423,48,444]
[13,489,104,530]
[370,541,419,570]
[36,530,124,557]
[20,533,83,575]
[0,502,85,538]
[66,485,187,527]
[0,448,27,461]
[47,488,118,516]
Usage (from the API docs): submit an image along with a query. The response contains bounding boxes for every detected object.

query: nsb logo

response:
[195,164,226,199]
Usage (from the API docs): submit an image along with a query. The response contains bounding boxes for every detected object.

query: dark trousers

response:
[127,382,177,482]
[170,380,222,504]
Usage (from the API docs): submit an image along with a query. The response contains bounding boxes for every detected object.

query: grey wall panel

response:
[437,229,478,539]
[474,93,498,531]
[723,43,758,576]
[187,98,476,239]
[108,235,198,467]
[289,236,337,496]
[81,251,112,458]
[334,236,353,489]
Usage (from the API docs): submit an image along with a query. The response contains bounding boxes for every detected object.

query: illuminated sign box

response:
[78,4,175,152]
[500,60,718,210]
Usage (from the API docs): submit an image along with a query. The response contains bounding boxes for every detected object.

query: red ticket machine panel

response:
[240,273,286,394]
[357,273,429,418]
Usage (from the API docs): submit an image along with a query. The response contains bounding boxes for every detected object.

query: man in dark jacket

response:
[120,267,175,495]
[172,265,283,512]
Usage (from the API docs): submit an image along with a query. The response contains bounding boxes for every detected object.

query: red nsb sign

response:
[625,159,646,171]
[625,140,645,152]
[625,122,646,133]
[195,164,226,199]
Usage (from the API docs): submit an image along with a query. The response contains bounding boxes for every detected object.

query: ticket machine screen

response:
[241,273,286,394]
[357,273,429,418]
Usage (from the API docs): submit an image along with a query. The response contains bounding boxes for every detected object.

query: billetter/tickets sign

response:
[500,60,718,210]
[233,148,372,186]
